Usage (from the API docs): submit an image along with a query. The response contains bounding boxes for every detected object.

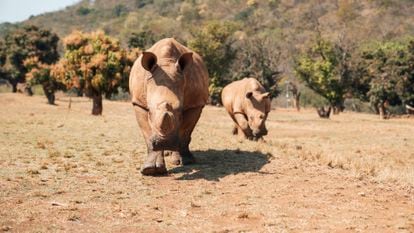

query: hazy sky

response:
[0,0,80,23]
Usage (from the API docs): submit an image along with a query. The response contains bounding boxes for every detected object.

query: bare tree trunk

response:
[11,82,17,93]
[42,85,55,105]
[293,92,301,111]
[332,102,345,115]
[68,95,72,109]
[290,82,301,111]
[91,93,103,115]
[25,86,33,96]
[105,92,112,100]
[378,102,387,120]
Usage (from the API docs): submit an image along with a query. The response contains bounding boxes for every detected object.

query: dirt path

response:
[0,93,413,232]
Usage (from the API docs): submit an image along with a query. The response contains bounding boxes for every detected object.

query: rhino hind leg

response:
[141,150,167,175]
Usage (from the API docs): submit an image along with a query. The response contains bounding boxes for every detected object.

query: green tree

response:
[77,6,92,16]
[57,30,139,115]
[294,36,349,115]
[232,36,283,98]
[113,4,128,17]
[399,40,414,109]
[0,25,59,93]
[127,31,156,49]
[0,40,7,79]
[356,40,410,118]
[188,21,237,104]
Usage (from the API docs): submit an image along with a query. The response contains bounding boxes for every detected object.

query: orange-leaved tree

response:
[57,30,139,115]
[24,57,65,105]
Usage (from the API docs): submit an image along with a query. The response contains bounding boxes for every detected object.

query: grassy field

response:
[1,93,413,232]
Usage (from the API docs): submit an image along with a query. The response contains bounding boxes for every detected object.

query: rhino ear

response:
[141,52,157,72]
[246,92,253,99]
[262,92,270,99]
[177,52,193,72]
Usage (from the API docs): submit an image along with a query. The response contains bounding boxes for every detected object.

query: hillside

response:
[1,0,414,109]
[4,0,414,49]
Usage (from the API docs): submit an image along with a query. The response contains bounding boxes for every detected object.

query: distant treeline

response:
[0,0,414,117]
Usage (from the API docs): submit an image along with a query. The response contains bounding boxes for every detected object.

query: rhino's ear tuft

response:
[177,52,193,72]
[141,52,157,72]
[246,92,253,99]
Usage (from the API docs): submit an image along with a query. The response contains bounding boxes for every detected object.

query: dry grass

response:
[0,93,413,232]
[263,109,414,186]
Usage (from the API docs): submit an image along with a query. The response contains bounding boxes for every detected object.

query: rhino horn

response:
[261,92,270,99]
[159,112,174,134]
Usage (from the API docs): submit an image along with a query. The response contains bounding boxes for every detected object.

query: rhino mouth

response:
[252,128,268,138]
[149,133,179,151]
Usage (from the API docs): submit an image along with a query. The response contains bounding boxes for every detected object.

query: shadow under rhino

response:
[169,149,272,181]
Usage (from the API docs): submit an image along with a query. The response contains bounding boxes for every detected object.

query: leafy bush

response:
[113,4,128,17]
[294,36,347,112]
[232,36,283,98]
[128,31,156,49]
[24,56,65,104]
[0,25,59,93]
[77,7,92,16]
[355,39,414,118]
[188,21,237,104]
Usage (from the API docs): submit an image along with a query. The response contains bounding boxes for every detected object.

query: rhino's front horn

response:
[159,112,174,134]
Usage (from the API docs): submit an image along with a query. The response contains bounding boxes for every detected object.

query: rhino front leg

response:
[171,106,203,165]
[134,106,167,175]
[141,150,166,175]
[233,113,253,140]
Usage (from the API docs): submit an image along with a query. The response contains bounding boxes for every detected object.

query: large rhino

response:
[221,78,271,141]
[129,38,209,175]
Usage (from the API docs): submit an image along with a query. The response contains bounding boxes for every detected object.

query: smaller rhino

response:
[221,78,271,141]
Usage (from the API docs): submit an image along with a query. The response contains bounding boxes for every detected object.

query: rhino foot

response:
[141,152,167,176]
[170,151,196,166]
[181,152,196,165]
[140,165,167,176]
[170,152,182,165]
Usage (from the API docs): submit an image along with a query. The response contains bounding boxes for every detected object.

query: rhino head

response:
[141,51,193,151]
[245,91,270,139]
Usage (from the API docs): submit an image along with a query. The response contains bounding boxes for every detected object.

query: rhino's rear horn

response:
[142,52,157,72]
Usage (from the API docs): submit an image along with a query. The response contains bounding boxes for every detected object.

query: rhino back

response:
[222,78,266,114]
